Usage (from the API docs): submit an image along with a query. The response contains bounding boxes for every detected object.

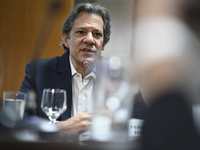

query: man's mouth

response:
[81,48,96,54]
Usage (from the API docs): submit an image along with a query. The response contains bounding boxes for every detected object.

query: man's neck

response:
[76,65,91,79]
[70,59,94,79]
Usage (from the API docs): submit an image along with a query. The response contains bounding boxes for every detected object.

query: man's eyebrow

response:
[75,27,103,33]
[95,29,103,33]
[74,27,85,30]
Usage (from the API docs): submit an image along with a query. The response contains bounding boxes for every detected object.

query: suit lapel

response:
[55,51,72,120]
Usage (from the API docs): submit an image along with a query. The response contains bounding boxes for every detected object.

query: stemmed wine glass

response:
[41,88,67,124]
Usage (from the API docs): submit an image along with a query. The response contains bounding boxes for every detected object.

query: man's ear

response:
[61,33,69,48]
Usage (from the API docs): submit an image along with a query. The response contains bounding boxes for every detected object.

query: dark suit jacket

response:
[20,51,72,120]
[20,50,147,121]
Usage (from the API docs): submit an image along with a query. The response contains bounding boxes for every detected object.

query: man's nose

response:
[84,32,95,45]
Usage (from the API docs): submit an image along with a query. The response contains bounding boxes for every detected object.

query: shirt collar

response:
[70,56,77,77]
[69,56,96,79]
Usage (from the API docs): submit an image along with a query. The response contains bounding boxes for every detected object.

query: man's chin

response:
[81,54,102,65]
[82,57,95,63]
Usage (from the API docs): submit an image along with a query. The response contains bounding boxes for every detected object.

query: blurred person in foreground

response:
[20,3,147,135]
[132,0,200,149]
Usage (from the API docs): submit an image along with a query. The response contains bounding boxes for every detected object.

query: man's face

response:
[62,12,105,67]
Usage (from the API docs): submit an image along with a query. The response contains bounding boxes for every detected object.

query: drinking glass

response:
[3,91,27,121]
[41,88,67,124]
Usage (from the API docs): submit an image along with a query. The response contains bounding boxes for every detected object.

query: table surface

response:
[0,125,141,150]
[0,140,141,150]
[0,115,142,150]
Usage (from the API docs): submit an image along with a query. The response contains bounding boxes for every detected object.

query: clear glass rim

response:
[3,91,27,102]
[3,91,26,95]
[3,91,27,99]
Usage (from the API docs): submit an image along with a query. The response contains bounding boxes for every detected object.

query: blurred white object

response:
[128,118,144,140]
[91,115,112,141]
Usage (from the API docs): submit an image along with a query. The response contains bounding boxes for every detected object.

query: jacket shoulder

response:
[29,56,60,67]
[24,56,62,81]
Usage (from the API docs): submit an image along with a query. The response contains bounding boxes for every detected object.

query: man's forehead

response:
[72,12,104,29]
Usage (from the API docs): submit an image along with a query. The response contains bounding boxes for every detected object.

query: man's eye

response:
[94,33,102,37]
[77,31,84,34]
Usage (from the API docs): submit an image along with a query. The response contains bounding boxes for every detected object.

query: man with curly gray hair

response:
[20,3,111,134]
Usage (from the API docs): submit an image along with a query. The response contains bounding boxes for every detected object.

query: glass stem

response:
[49,118,57,124]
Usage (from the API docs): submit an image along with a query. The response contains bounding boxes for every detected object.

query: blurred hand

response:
[57,112,91,134]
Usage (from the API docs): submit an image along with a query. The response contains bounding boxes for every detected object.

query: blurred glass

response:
[90,55,139,142]
[3,91,27,121]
